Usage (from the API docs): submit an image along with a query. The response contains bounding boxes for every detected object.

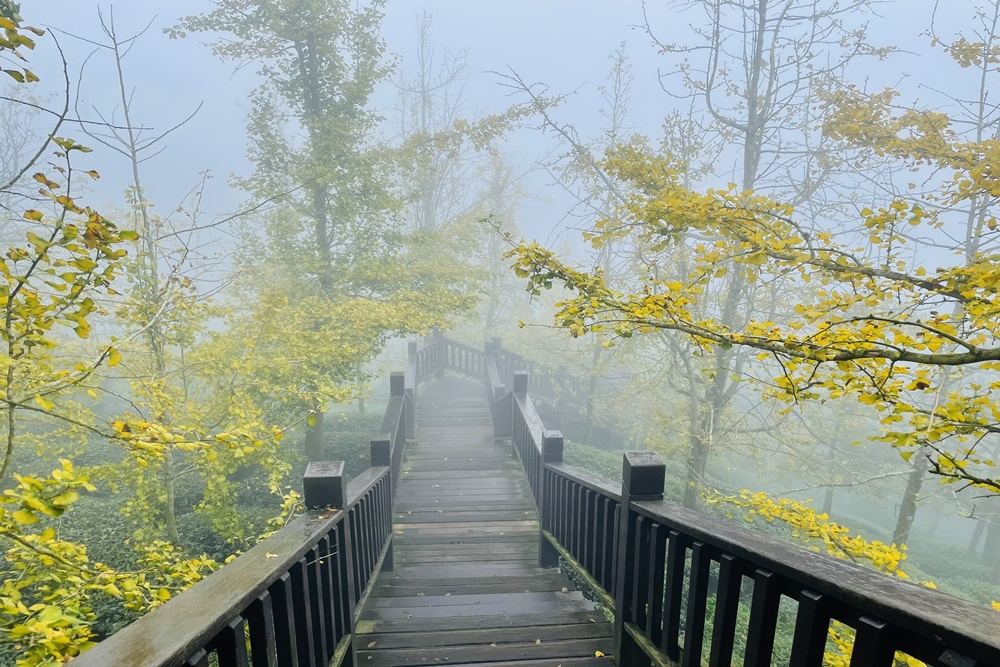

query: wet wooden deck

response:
[355,378,614,666]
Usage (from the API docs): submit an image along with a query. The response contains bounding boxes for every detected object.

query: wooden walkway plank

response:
[356,377,614,665]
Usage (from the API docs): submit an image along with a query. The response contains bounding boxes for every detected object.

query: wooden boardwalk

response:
[355,378,614,666]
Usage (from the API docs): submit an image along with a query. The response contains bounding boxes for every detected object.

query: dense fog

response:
[2,0,1000,663]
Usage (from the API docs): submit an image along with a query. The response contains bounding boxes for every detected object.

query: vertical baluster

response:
[216,617,251,667]
[850,617,896,667]
[583,489,596,575]
[789,590,830,666]
[661,530,685,660]
[708,553,742,667]
[645,523,668,646]
[595,496,608,588]
[305,545,329,665]
[559,478,573,546]
[367,492,378,578]
[631,516,651,627]
[185,649,210,667]
[246,591,278,667]
[358,498,371,585]
[336,519,357,635]
[609,502,620,593]
[381,478,395,573]
[291,557,316,667]
[348,505,365,604]
[680,542,711,667]
[326,528,346,641]
[318,535,336,653]
[269,573,299,667]
[545,471,555,538]
[744,569,782,667]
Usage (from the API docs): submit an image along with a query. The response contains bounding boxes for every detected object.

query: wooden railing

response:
[77,333,1000,667]
[481,345,1000,667]
[422,329,586,408]
[74,363,421,666]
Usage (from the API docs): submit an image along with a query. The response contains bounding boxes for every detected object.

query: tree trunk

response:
[967,518,987,559]
[821,487,834,516]
[584,342,602,446]
[983,518,1000,568]
[304,410,325,461]
[892,454,927,546]
[683,434,709,509]
[356,362,366,415]
[163,451,182,545]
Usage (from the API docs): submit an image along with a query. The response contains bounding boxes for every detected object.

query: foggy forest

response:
[2,0,1000,665]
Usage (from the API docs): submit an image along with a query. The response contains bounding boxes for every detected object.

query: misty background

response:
[3,0,1000,663]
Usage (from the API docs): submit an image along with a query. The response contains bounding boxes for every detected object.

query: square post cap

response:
[370,435,391,467]
[513,370,529,394]
[303,461,346,509]
[390,371,404,396]
[622,452,665,500]
[542,430,564,463]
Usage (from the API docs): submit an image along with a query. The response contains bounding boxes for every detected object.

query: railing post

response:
[513,370,528,395]
[370,435,390,468]
[406,342,417,439]
[434,328,445,378]
[613,452,665,665]
[303,461,346,510]
[484,339,496,371]
[539,430,564,568]
[389,371,404,398]
[368,436,395,577]
[302,461,357,667]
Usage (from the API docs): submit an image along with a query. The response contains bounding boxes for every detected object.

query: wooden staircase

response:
[355,378,614,666]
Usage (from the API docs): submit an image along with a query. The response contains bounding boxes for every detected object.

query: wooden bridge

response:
[73,334,1000,667]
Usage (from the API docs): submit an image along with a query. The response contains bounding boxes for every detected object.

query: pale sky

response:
[21,0,951,246]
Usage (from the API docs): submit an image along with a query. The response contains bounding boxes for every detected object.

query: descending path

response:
[355,378,614,666]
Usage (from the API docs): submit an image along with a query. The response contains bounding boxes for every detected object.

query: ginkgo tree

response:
[0,10,230,664]
[506,32,1000,502]
[175,0,480,460]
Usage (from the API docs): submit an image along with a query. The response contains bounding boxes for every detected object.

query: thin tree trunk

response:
[821,487,834,516]
[893,454,926,546]
[967,519,987,559]
[584,342,601,446]
[983,518,1000,568]
[304,409,325,461]
[163,451,182,545]
[356,362,365,415]
[683,434,709,509]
